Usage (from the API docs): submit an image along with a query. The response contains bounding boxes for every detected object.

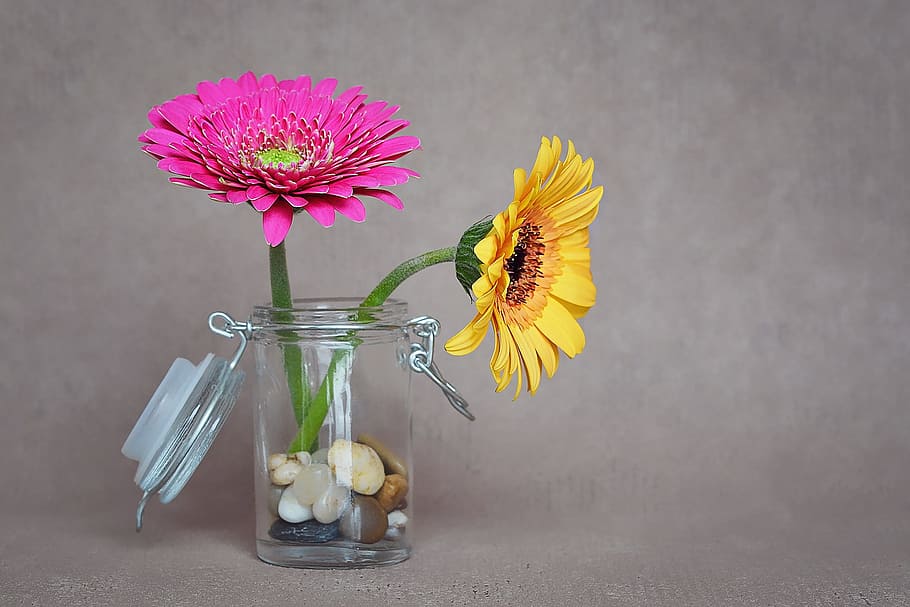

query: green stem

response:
[289,246,457,452]
[360,247,457,309]
[269,242,308,429]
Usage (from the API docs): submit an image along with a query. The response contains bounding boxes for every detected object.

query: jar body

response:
[252,299,412,568]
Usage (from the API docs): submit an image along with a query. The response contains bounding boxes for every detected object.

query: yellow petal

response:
[510,324,542,394]
[549,271,597,307]
[471,272,495,301]
[525,325,559,379]
[529,137,557,183]
[553,295,592,319]
[534,298,586,357]
[550,186,603,227]
[445,320,487,356]
[491,313,510,372]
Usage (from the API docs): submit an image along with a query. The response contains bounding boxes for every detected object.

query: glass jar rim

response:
[251,297,408,335]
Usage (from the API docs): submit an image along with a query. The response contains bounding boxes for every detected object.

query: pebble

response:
[269,461,303,486]
[267,453,288,471]
[374,474,409,513]
[278,487,314,523]
[328,439,385,496]
[310,447,329,465]
[268,519,340,543]
[357,433,408,479]
[387,510,408,528]
[290,463,332,505]
[338,495,387,544]
[313,484,351,524]
[384,510,408,540]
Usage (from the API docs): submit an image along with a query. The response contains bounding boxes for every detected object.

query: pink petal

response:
[303,199,336,227]
[141,144,171,159]
[147,106,171,130]
[158,158,205,176]
[368,119,410,140]
[262,200,294,246]
[237,71,258,93]
[246,184,269,200]
[335,175,380,189]
[190,172,223,189]
[169,177,204,189]
[324,182,354,197]
[209,192,229,202]
[368,136,421,160]
[313,77,338,97]
[334,196,366,222]
[366,166,419,186]
[226,189,249,203]
[196,80,226,106]
[156,102,194,134]
[217,76,243,99]
[282,194,308,208]
[359,189,403,210]
[252,192,279,211]
[337,86,364,104]
[260,74,278,89]
[140,128,187,146]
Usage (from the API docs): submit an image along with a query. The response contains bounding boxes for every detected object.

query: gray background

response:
[1,1,909,605]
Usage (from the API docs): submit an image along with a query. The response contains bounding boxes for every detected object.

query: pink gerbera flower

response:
[139,72,420,246]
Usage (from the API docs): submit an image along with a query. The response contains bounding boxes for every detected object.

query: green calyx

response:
[455,217,494,297]
[257,147,302,167]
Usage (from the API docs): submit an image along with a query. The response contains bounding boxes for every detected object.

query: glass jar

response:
[251,298,413,568]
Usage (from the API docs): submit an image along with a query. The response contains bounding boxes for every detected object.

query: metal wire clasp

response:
[208,311,254,369]
[407,316,475,421]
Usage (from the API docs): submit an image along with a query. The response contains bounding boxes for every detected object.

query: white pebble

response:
[387,510,408,528]
[313,484,351,524]
[291,463,332,505]
[267,453,288,471]
[269,461,303,486]
[328,439,385,495]
[278,487,314,523]
[310,448,329,465]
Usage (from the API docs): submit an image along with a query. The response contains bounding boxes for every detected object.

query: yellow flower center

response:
[256,147,303,168]
[504,223,545,306]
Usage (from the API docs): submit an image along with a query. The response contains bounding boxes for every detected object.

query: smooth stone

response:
[387,510,408,528]
[269,461,303,486]
[267,484,284,517]
[328,439,385,496]
[267,453,288,471]
[357,433,408,479]
[310,447,329,465]
[338,495,387,544]
[312,484,352,524]
[278,486,314,523]
[268,519,340,544]
[290,463,332,505]
[374,474,409,513]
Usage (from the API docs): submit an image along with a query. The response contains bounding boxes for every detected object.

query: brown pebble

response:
[338,495,387,544]
[357,433,408,479]
[374,474,409,513]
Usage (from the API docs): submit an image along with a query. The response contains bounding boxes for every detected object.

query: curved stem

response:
[360,247,456,308]
[289,246,457,452]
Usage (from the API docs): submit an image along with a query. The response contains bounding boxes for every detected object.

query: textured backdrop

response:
[1,1,909,605]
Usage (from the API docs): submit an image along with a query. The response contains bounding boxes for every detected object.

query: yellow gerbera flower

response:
[445,136,602,397]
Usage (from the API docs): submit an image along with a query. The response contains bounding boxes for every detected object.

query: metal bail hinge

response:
[208,311,254,369]
[407,316,475,421]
